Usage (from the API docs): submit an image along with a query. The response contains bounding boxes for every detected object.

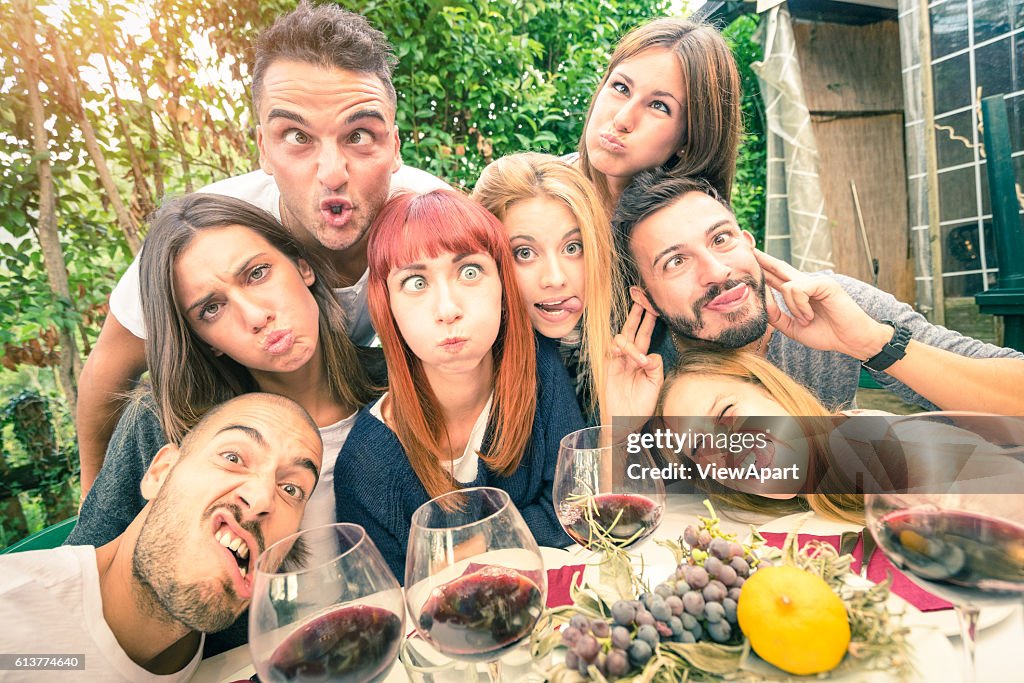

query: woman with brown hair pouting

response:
[70,194,374,566]
[574,17,742,213]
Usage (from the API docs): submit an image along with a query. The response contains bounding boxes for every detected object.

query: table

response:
[193,494,1023,682]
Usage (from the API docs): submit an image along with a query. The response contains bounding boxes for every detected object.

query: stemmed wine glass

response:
[249,523,405,683]
[864,412,1024,683]
[404,486,546,683]
[553,425,666,551]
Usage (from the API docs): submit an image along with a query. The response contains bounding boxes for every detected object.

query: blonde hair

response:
[658,349,864,524]
[578,18,741,212]
[473,153,627,418]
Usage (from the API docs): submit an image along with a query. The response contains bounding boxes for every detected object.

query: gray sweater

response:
[66,397,163,547]
[657,273,1024,411]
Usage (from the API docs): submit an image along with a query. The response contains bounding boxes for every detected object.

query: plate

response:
[756,512,1017,636]
[740,623,958,682]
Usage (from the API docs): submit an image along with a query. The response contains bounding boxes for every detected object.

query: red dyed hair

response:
[367,189,537,498]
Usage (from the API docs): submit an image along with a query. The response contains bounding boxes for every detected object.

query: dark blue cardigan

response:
[333,338,583,581]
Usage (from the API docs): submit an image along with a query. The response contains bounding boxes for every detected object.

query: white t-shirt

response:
[0,545,203,682]
[369,393,493,484]
[108,164,449,346]
[299,411,358,568]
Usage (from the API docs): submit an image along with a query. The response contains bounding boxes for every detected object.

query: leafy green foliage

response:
[364,0,669,189]
[723,14,766,246]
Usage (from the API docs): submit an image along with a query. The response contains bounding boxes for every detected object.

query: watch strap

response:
[861,320,911,372]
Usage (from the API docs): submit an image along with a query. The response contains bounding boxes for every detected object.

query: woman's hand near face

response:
[602,303,664,425]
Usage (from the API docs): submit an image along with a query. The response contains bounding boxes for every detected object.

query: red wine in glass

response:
[267,604,403,683]
[875,508,1024,606]
[417,566,544,662]
[560,492,664,549]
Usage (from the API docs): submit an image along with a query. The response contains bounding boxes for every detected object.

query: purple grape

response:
[728,542,744,558]
[708,537,731,561]
[729,556,750,578]
[680,612,698,631]
[697,530,712,547]
[668,616,684,637]
[590,619,610,638]
[628,640,653,666]
[685,565,710,589]
[577,634,600,662]
[635,610,655,626]
[682,591,705,616]
[570,614,590,632]
[702,580,726,603]
[636,624,659,647]
[733,576,745,588]
[727,587,742,602]
[680,630,696,644]
[683,525,699,546]
[673,579,691,595]
[562,625,582,646]
[565,649,580,670]
[577,655,590,676]
[665,595,684,617]
[654,583,673,599]
[640,592,657,610]
[689,621,704,641]
[610,600,636,626]
[704,556,724,576]
[704,601,726,623]
[718,565,738,586]
[606,649,629,677]
[706,619,732,643]
[722,597,738,623]
[607,648,629,677]
[650,601,671,622]
[611,625,631,650]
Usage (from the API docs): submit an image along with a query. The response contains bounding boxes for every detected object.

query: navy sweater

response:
[333,338,583,581]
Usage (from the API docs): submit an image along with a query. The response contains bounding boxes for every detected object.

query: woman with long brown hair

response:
[69,194,374,565]
[333,190,584,578]
[575,17,742,213]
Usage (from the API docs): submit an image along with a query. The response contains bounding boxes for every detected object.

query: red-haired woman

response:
[333,190,583,578]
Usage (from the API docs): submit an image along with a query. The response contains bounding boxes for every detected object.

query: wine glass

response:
[404,486,546,683]
[553,425,666,551]
[249,523,405,683]
[864,412,1024,683]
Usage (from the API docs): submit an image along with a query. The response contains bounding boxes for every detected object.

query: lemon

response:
[737,565,851,675]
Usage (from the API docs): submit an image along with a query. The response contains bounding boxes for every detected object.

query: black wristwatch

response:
[861,320,911,372]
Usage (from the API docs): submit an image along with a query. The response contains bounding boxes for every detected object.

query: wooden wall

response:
[792,19,914,304]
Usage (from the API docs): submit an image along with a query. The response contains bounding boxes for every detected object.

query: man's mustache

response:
[692,276,761,314]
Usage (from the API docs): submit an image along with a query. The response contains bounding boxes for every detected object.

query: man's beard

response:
[132,496,263,633]
[647,275,769,349]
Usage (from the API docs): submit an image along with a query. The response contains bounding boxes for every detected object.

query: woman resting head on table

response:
[575,17,741,213]
[71,193,374,560]
[472,152,627,424]
[333,189,584,580]
[655,348,865,523]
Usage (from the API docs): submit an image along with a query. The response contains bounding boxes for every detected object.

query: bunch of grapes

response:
[559,504,766,680]
[561,613,632,680]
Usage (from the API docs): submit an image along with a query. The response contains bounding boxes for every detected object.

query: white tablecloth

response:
[192,493,1023,682]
